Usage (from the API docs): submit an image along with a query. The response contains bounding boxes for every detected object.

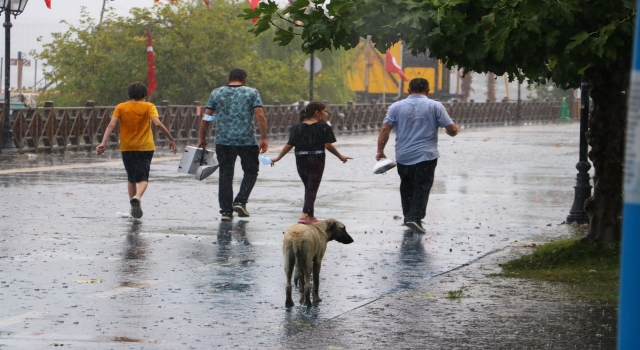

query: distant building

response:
[347,40,457,102]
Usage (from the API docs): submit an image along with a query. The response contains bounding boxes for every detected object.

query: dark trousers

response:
[216,144,259,215]
[397,159,438,223]
[296,156,325,217]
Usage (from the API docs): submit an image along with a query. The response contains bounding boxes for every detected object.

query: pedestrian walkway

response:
[0,124,602,348]
[276,224,616,349]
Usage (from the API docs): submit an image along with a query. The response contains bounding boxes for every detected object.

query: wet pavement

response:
[281,224,617,350]
[0,123,609,348]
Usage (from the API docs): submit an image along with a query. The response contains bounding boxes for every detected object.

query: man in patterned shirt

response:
[198,68,269,221]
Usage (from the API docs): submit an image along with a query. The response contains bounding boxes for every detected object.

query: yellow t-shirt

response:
[113,101,159,151]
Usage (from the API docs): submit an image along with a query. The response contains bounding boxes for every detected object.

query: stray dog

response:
[283,219,354,307]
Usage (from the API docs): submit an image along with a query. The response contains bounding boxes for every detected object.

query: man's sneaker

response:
[130,196,143,219]
[406,221,426,234]
[221,214,233,222]
[233,203,250,217]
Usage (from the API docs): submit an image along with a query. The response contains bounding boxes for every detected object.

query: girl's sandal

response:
[298,219,311,225]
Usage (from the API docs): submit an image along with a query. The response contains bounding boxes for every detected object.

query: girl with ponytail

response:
[270,101,352,224]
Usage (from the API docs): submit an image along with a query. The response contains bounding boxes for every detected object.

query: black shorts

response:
[122,151,154,183]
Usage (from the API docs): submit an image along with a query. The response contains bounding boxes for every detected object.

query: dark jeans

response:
[216,144,259,215]
[296,155,325,217]
[397,159,438,223]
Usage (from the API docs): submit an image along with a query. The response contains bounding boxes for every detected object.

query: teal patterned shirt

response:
[206,85,263,146]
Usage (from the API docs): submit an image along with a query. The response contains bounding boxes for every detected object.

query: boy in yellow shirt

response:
[96,82,177,218]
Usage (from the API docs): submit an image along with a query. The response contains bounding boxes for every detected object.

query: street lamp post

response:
[0,0,29,153]
[566,77,592,224]
[515,79,522,124]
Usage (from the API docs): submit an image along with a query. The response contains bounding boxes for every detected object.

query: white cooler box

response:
[178,146,216,175]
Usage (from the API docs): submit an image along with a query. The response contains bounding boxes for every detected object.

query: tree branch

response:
[277,13,305,27]
[269,20,302,36]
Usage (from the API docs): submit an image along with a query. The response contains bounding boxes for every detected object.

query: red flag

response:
[248,0,260,9]
[203,0,210,8]
[247,0,259,23]
[44,0,51,9]
[385,50,408,82]
[146,27,157,98]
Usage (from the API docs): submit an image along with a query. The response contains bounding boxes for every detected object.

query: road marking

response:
[0,156,181,175]
[0,311,48,328]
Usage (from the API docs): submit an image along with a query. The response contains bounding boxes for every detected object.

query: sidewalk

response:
[275,224,617,349]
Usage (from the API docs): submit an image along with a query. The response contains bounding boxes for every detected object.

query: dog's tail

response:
[290,239,310,286]
[294,243,306,274]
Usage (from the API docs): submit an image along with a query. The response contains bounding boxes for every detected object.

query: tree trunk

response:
[486,72,496,102]
[582,64,627,242]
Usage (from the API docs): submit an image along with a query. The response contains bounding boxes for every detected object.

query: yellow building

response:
[347,41,451,102]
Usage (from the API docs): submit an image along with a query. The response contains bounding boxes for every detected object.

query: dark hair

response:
[299,101,327,122]
[127,82,148,100]
[408,78,429,93]
[228,68,248,82]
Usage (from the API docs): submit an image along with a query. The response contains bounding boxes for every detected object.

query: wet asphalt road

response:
[0,124,586,348]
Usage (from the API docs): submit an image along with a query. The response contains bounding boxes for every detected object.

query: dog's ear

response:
[326,221,335,231]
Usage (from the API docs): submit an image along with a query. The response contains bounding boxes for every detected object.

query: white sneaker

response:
[130,196,143,219]
[406,221,426,234]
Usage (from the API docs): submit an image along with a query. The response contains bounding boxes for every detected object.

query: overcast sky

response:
[0,0,158,90]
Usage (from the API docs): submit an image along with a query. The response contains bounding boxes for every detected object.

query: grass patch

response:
[445,285,472,299]
[497,237,620,303]
[446,289,464,299]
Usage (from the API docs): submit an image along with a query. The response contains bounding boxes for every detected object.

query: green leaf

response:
[565,31,589,53]
[327,0,354,15]
[577,64,590,75]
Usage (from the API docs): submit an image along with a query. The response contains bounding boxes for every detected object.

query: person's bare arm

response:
[445,123,460,137]
[270,144,294,165]
[376,123,393,161]
[96,117,119,154]
[325,143,352,163]
[152,117,177,154]
[255,106,269,153]
[198,108,215,148]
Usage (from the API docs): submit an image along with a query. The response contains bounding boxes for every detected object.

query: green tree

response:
[240,30,356,103]
[34,0,353,106]
[245,0,634,242]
